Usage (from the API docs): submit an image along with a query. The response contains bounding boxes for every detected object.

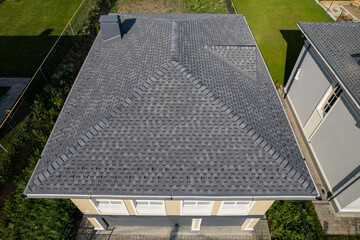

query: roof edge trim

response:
[23,193,317,200]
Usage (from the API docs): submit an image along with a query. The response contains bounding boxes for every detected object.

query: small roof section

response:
[99,14,120,23]
[24,14,316,199]
[297,22,360,108]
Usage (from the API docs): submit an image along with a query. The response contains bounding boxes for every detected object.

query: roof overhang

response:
[22,193,318,201]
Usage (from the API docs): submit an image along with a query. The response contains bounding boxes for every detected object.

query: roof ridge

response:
[27,62,173,192]
[171,60,316,194]
[171,21,179,61]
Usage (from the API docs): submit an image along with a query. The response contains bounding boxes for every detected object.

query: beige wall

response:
[71,199,274,217]
[165,200,181,215]
[71,199,99,214]
[241,218,260,230]
[211,201,222,215]
[88,217,104,230]
[123,200,136,215]
[248,201,274,215]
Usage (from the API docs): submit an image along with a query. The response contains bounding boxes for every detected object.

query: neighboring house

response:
[23,14,317,231]
[285,22,360,215]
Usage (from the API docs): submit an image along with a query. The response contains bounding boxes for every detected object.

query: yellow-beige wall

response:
[246,218,260,229]
[248,201,274,215]
[124,200,136,215]
[71,199,274,230]
[88,217,104,230]
[165,200,181,215]
[71,199,273,216]
[211,201,222,215]
[71,199,99,214]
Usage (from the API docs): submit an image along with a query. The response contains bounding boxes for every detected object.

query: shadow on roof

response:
[121,18,136,36]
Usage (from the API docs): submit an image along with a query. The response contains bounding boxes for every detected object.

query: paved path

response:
[77,219,271,240]
[281,90,360,235]
[0,78,30,123]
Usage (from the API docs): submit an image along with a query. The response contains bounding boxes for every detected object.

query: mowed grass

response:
[112,0,228,14]
[233,0,332,85]
[0,0,83,77]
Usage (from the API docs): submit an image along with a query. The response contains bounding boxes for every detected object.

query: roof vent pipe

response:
[99,15,122,41]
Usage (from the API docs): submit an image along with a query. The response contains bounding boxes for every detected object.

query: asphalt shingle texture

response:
[24,14,316,197]
[297,22,360,107]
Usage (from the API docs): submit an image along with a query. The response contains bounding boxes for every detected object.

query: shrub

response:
[0,157,81,240]
[267,201,310,239]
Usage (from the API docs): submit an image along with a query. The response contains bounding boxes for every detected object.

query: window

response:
[323,84,343,115]
[191,218,202,231]
[96,199,128,214]
[182,201,213,215]
[133,200,165,215]
[218,201,253,215]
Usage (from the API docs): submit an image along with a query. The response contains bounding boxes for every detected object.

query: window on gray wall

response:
[323,84,343,114]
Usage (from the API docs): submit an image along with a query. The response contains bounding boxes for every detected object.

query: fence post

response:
[7,121,20,137]
[69,23,75,35]
[39,67,48,82]
[0,143,8,153]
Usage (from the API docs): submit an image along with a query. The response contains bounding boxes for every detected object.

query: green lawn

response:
[232,0,332,85]
[0,0,83,77]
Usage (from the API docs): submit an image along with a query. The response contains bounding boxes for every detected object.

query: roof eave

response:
[22,193,318,201]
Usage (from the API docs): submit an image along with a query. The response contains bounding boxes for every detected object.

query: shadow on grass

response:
[280,30,304,86]
[0,29,85,139]
[0,29,60,78]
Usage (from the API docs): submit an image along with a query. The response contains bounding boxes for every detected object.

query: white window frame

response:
[191,218,202,231]
[181,200,214,215]
[96,199,129,215]
[316,83,343,119]
[217,201,254,215]
[133,200,166,215]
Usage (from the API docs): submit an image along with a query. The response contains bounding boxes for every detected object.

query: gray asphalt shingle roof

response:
[297,22,360,108]
[24,14,316,198]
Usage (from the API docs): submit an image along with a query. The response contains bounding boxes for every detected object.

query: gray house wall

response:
[336,180,360,212]
[285,43,360,213]
[285,45,331,127]
[310,95,360,190]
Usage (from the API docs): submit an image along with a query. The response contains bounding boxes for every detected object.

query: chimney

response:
[99,15,122,41]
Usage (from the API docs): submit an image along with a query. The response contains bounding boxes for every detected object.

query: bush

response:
[267,200,333,240]
[267,201,310,239]
[0,157,81,240]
